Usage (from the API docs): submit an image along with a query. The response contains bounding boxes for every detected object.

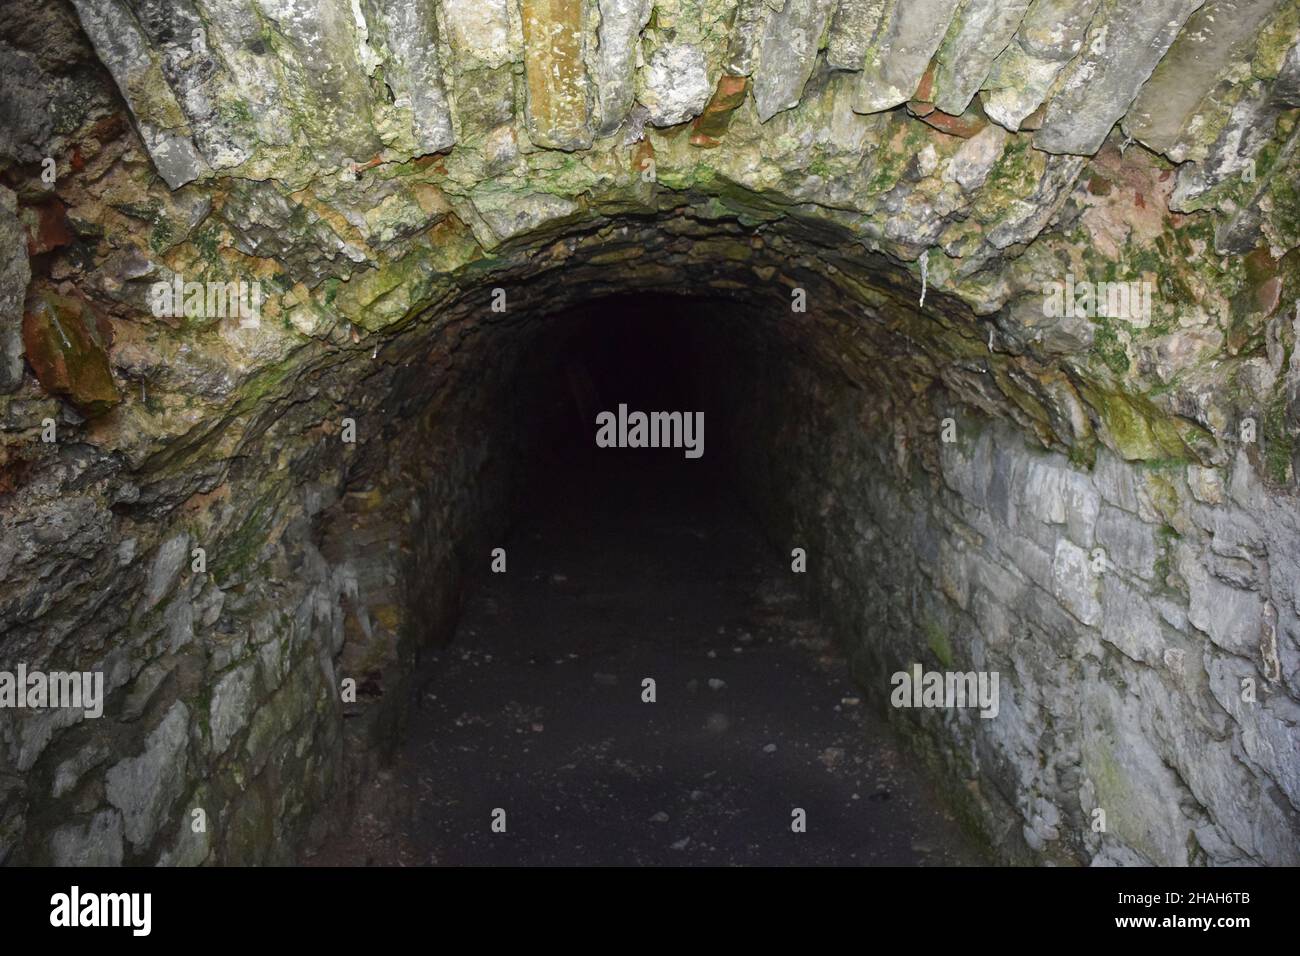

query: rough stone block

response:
[521,0,593,150]
[1100,576,1165,664]
[105,701,190,850]
[1051,538,1101,626]
[1095,504,1157,579]
[852,0,964,113]
[593,0,654,135]
[826,0,890,70]
[21,292,119,416]
[1188,564,1266,657]
[210,662,256,755]
[982,0,1100,131]
[49,809,124,866]
[1021,457,1099,548]
[639,42,711,127]
[752,0,836,122]
[1035,0,1208,155]
[930,0,1032,116]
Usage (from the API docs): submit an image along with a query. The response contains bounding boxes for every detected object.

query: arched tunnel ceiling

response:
[2,0,1297,487]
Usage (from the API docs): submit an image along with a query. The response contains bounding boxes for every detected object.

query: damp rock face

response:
[0,189,29,393]
[20,292,118,415]
[0,0,1297,866]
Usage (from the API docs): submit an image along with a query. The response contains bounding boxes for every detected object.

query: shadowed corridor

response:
[307,301,985,866]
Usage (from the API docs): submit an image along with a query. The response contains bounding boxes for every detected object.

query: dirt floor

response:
[306,457,987,866]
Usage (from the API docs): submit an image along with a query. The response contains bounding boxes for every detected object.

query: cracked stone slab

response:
[592,0,654,135]
[70,0,209,187]
[1123,0,1283,161]
[753,0,837,122]
[930,0,1033,116]
[851,0,964,113]
[639,42,711,127]
[370,0,456,153]
[521,0,594,150]
[982,0,1103,132]
[1034,0,1208,156]
[826,0,891,71]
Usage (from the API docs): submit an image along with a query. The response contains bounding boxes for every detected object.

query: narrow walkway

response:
[309,462,986,865]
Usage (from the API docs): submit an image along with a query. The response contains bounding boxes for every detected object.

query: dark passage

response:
[308,301,985,866]
[310,466,985,865]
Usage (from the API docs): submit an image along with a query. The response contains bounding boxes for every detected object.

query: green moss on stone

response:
[1079,383,1196,462]
[924,616,955,668]
[1261,387,1296,485]
[211,497,275,583]
[1090,318,1131,375]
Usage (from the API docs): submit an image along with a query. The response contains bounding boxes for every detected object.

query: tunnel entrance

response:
[308,297,985,865]
[4,0,1298,873]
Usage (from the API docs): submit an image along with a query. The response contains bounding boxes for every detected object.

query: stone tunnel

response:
[0,0,1298,868]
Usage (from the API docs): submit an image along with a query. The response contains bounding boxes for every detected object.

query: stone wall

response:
[717,340,1300,865]
[0,293,531,865]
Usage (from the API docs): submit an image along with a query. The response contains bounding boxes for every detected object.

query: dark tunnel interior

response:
[306,294,985,866]
[519,296,721,490]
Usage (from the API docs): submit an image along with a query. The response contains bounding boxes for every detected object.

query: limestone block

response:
[105,701,190,850]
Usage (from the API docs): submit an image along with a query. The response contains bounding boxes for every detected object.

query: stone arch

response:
[0,0,1297,866]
